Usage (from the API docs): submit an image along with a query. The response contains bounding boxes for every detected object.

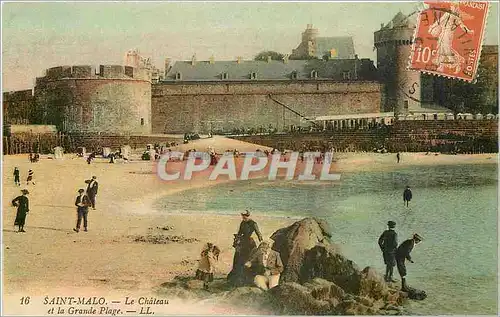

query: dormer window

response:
[175,72,182,80]
[343,71,351,80]
[291,70,298,80]
[250,72,257,80]
[310,70,318,79]
[222,72,229,80]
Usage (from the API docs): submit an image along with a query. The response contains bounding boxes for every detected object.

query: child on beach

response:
[195,242,220,290]
[26,169,35,185]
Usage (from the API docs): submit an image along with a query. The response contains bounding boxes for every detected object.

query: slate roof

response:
[314,37,355,59]
[163,58,377,82]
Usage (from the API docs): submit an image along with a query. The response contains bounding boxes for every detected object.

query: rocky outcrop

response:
[158,217,423,315]
[269,218,412,312]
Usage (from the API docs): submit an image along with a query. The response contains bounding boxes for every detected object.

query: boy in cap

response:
[74,189,91,232]
[378,221,398,282]
[12,189,30,232]
[396,233,423,291]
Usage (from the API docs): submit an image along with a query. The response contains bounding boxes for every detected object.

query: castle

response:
[3,12,498,135]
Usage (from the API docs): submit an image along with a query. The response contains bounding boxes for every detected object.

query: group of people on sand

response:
[194,210,283,291]
[10,174,99,234]
[13,167,35,186]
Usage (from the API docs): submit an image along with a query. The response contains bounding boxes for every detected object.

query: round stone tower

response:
[34,65,151,134]
[374,12,421,115]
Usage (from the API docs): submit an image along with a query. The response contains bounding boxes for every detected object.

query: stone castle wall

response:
[3,89,34,125]
[233,120,498,153]
[152,81,381,134]
[34,65,151,134]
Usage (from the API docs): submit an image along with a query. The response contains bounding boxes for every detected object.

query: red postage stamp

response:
[409,1,490,82]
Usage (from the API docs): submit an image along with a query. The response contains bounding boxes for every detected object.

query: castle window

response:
[141,118,145,126]
[222,72,229,80]
[310,70,318,79]
[250,72,257,80]
[343,71,351,80]
[291,71,298,79]
[175,72,182,80]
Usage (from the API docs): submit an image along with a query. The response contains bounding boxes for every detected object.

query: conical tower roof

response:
[383,11,417,29]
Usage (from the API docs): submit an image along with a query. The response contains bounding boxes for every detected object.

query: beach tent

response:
[53,146,64,159]
[463,113,473,120]
[485,113,495,119]
[445,113,455,120]
[120,145,132,159]
[102,147,111,158]
[474,113,483,120]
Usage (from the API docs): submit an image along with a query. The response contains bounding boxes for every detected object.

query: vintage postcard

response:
[409,1,490,82]
[1,1,498,316]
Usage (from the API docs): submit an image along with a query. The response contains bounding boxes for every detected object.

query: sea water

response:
[155,164,498,315]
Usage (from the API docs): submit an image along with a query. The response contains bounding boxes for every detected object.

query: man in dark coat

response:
[86,176,99,209]
[396,152,401,163]
[12,189,30,232]
[74,189,91,233]
[13,167,20,186]
[396,233,423,291]
[378,220,398,282]
[228,210,263,286]
[403,186,412,207]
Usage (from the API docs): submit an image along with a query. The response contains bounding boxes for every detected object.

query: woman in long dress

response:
[12,189,30,232]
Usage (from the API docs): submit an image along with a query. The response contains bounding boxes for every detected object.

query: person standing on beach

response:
[12,189,30,232]
[396,152,401,163]
[26,169,35,185]
[403,186,412,207]
[195,242,221,290]
[378,221,398,282]
[13,167,20,186]
[228,210,263,286]
[396,233,423,291]
[86,176,98,210]
[74,189,91,233]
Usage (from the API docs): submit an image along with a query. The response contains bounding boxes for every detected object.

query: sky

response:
[2,1,499,91]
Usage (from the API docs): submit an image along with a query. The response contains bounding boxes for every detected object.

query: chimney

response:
[380,23,384,29]
[237,56,242,64]
[267,55,272,63]
[191,54,197,66]
[209,55,215,64]
[283,54,289,64]
[307,24,313,29]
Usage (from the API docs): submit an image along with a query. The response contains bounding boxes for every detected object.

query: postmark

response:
[409,1,490,82]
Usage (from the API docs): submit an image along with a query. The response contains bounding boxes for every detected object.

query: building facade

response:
[153,56,380,134]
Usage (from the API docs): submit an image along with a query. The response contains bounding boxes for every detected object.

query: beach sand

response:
[2,137,497,315]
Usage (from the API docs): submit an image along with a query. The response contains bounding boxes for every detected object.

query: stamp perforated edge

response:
[407,1,491,84]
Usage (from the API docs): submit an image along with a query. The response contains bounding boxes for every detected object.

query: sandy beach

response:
[2,137,497,315]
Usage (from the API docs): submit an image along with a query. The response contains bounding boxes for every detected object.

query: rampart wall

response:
[152,81,381,134]
[233,120,498,153]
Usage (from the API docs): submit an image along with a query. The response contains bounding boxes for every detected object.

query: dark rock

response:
[404,287,427,300]
[269,282,332,315]
[270,218,349,284]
